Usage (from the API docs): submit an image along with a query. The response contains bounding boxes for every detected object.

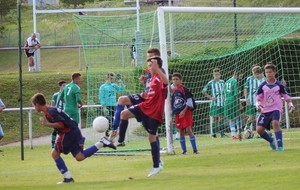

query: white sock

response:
[63,171,72,179]
[95,142,103,149]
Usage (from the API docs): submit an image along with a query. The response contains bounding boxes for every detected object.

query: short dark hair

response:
[147,56,163,68]
[264,62,276,72]
[72,72,81,80]
[147,48,161,56]
[172,72,182,80]
[58,80,66,86]
[31,93,46,106]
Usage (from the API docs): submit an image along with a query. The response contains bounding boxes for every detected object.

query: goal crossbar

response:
[159,7,300,14]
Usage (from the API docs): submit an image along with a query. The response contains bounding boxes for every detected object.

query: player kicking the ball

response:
[116,56,168,177]
[255,63,295,151]
[31,93,116,184]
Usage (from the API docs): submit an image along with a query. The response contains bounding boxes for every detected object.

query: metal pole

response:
[233,0,238,49]
[33,0,37,33]
[18,0,25,160]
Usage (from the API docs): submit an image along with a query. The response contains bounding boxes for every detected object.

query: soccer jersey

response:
[223,77,238,101]
[202,79,225,107]
[24,37,40,53]
[99,82,125,106]
[256,80,291,113]
[139,73,167,123]
[44,106,78,134]
[60,82,81,114]
[244,76,266,105]
[51,92,64,109]
[171,84,193,114]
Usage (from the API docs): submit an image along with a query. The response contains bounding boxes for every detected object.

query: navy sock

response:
[118,119,128,143]
[190,135,197,152]
[82,145,98,158]
[55,157,68,174]
[112,105,125,130]
[260,131,273,143]
[156,136,160,161]
[180,137,187,152]
[150,141,160,168]
[275,131,283,147]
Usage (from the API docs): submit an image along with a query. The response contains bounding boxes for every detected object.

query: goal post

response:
[157,7,300,153]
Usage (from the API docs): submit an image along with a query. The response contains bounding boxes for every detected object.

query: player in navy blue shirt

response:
[31,93,116,184]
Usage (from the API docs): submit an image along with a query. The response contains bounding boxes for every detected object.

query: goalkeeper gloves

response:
[288,102,295,113]
[256,103,263,113]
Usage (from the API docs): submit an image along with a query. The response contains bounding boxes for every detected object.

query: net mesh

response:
[74,10,300,151]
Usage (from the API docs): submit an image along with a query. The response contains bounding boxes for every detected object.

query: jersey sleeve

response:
[74,86,81,103]
[244,77,250,90]
[202,81,210,93]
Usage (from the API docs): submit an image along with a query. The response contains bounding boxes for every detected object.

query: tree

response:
[0,0,15,22]
[60,0,94,8]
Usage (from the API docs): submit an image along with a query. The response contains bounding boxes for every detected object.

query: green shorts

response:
[224,100,239,119]
[246,105,256,116]
[209,105,224,117]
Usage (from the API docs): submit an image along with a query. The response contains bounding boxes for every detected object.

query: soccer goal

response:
[157,6,300,152]
[75,6,300,155]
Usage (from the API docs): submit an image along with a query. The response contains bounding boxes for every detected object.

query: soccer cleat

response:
[182,151,187,155]
[269,140,276,150]
[193,150,199,154]
[100,136,116,150]
[277,147,284,152]
[211,134,217,138]
[57,178,74,184]
[148,167,162,177]
[232,136,239,140]
[116,141,126,147]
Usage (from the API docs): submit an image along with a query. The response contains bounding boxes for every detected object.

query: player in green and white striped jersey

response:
[244,66,266,131]
[202,68,226,138]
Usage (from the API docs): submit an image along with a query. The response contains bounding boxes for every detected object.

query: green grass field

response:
[1,129,300,190]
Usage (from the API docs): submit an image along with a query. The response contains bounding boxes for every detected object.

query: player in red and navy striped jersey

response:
[117,56,168,177]
[31,93,116,184]
[171,72,198,155]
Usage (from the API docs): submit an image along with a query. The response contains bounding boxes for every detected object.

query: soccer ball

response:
[92,116,109,133]
[244,129,254,139]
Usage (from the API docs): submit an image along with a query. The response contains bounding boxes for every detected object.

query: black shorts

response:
[25,50,34,58]
[128,105,160,135]
[128,94,145,106]
[256,110,281,130]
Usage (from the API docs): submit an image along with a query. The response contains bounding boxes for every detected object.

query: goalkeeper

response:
[99,72,125,136]
[24,33,41,72]
[256,63,295,151]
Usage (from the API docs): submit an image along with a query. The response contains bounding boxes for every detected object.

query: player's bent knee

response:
[120,109,133,119]
[118,96,130,105]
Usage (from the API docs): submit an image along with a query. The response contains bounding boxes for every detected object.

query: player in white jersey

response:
[24,33,41,72]
[202,68,226,138]
[244,66,265,131]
